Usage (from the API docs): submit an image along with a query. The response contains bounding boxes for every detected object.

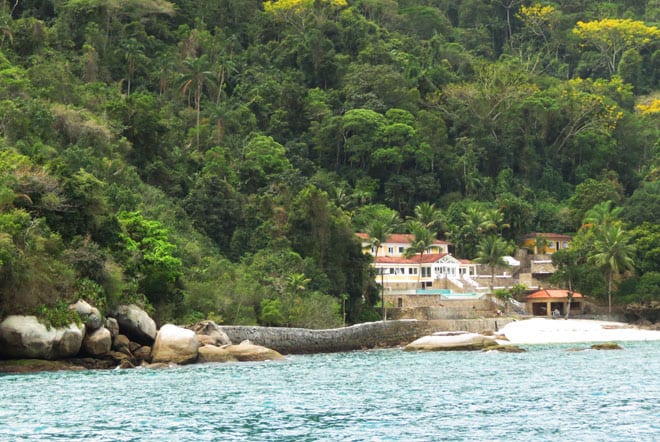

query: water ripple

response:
[0,342,658,441]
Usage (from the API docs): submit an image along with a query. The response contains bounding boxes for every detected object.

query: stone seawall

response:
[219,318,515,354]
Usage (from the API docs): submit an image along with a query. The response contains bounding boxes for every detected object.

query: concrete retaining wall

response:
[219,318,515,354]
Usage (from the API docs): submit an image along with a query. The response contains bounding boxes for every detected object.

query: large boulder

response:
[404,331,497,352]
[197,345,237,363]
[109,305,157,345]
[81,327,112,356]
[223,340,285,362]
[112,334,131,355]
[189,321,232,346]
[105,318,119,338]
[151,324,199,364]
[69,300,102,331]
[133,346,152,363]
[0,315,84,360]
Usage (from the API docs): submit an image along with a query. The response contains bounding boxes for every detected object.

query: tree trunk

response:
[565,279,573,319]
[418,250,424,289]
[565,293,573,319]
[607,270,613,316]
[376,249,386,321]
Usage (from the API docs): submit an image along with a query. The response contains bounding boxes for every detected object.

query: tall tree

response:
[404,220,435,289]
[551,248,583,319]
[474,234,511,294]
[366,214,398,320]
[573,19,660,75]
[180,55,217,149]
[581,200,623,229]
[410,202,444,234]
[588,224,635,315]
[119,37,144,97]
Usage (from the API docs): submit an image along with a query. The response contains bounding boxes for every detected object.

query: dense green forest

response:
[0,0,658,326]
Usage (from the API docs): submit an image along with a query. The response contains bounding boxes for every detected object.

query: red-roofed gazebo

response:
[526,289,584,317]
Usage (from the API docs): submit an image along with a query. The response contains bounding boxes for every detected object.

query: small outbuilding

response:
[526,289,584,317]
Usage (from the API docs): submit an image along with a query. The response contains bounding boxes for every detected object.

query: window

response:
[388,247,394,254]
[371,246,377,254]
[562,241,569,249]
[398,247,404,254]
[408,268,414,275]
[400,268,405,274]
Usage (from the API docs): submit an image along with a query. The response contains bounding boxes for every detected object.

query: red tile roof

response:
[526,289,583,299]
[375,253,448,264]
[356,232,450,245]
[522,233,573,240]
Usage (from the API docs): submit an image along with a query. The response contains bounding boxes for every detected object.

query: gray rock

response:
[69,300,102,331]
[109,305,156,345]
[105,318,119,338]
[0,315,84,360]
[82,327,112,356]
[404,332,497,352]
[151,324,199,364]
[189,320,232,346]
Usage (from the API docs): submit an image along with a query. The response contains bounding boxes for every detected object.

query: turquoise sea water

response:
[1,342,659,441]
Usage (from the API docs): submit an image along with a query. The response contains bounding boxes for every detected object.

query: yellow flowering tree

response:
[264,0,348,31]
[573,19,660,75]
[636,98,660,115]
[517,3,558,43]
[513,3,561,73]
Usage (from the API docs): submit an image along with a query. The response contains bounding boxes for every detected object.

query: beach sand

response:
[499,317,660,345]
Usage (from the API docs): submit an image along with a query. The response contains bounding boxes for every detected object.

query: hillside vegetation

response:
[0,0,658,326]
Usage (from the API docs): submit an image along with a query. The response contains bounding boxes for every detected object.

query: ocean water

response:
[1,342,659,441]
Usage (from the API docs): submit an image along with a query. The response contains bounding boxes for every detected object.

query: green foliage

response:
[259,298,285,326]
[0,0,657,325]
[36,301,81,330]
[74,278,106,312]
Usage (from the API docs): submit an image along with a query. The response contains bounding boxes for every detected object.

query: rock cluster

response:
[404,331,498,351]
[0,303,284,372]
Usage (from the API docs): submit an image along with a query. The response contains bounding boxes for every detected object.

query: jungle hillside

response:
[0,0,658,326]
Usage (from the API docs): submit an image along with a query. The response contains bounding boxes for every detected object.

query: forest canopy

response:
[0,0,658,326]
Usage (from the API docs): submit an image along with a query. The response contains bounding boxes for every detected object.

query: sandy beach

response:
[499,317,660,344]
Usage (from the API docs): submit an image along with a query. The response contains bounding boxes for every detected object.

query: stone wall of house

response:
[530,260,556,274]
[384,296,492,312]
[219,319,514,354]
[386,302,496,321]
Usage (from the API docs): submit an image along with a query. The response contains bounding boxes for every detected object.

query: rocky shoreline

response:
[3,303,651,374]
[0,301,518,373]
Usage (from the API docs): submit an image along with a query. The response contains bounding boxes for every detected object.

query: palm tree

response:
[534,235,550,254]
[588,224,634,316]
[581,200,623,230]
[474,234,512,294]
[410,202,444,233]
[404,221,435,289]
[119,38,144,97]
[180,55,217,149]
[366,216,397,320]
